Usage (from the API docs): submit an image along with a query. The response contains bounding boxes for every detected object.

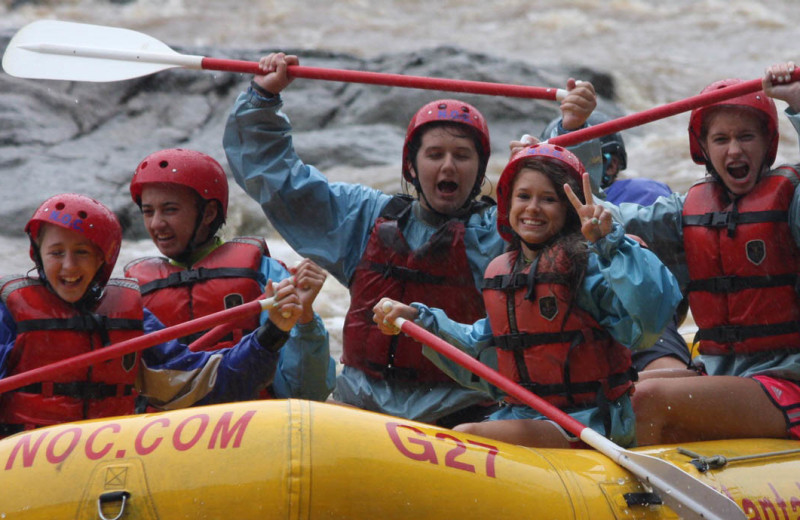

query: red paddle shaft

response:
[549,68,800,148]
[0,297,274,395]
[201,58,566,100]
[393,316,585,436]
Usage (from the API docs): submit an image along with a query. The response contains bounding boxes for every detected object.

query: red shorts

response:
[753,375,800,440]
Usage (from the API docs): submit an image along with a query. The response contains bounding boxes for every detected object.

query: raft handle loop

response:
[97,490,131,520]
[678,447,800,473]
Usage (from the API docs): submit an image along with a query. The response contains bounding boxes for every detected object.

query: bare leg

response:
[454,419,573,448]
[632,375,788,446]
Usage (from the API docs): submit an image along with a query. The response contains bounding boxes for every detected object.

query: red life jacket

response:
[124,237,267,351]
[482,248,634,408]
[682,169,800,355]
[342,196,488,382]
[0,277,144,430]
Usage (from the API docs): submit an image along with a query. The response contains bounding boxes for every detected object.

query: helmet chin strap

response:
[175,200,214,265]
[73,275,105,312]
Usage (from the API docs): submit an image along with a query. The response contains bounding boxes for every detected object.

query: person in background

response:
[542,111,673,205]
[124,148,335,402]
[373,144,681,447]
[222,51,601,425]
[606,62,800,444]
[539,112,692,373]
[0,193,300,436]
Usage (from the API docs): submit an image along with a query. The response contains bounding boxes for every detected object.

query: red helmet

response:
[130,148,229,217]
[25,193,122,286]
[688,78,779,166]
[496,144,585,242]
[401,99,491,184]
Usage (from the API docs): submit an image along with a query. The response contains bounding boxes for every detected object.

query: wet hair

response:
[507,158,589,315]
[404,121,489,200]
[201,198,225,239]
[699,105,770,142]
[170,194,224,264]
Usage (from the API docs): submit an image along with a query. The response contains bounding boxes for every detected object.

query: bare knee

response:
[631,379,671,445]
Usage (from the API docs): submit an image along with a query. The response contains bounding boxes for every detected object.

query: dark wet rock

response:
[0,29,618,239]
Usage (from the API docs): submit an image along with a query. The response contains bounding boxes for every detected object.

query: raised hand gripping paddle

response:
[546,68,800,148]
[2,20,567,100]
[0,296,276,395]
[382,304,745,520]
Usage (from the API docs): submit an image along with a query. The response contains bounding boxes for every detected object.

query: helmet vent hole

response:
[55,202,65,210]
[437,103,447,109]
[159,160,169,168]
[78,211,88,219]
[461,106,469,113]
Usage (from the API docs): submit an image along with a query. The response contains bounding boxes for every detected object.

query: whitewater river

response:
[2,0,800,355]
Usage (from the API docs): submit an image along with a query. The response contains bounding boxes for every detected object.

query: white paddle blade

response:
[623,449,745,520]
[2,20,203,82]
[582,429,745,520]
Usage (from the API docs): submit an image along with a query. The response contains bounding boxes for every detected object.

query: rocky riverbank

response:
[1,27,618,240]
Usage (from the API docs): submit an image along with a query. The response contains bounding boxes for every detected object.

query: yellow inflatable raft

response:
[1,399,798,519]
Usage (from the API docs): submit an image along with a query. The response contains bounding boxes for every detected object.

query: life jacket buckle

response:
[717,326,742,344]
[709,211,731,228]
[713,275,735,292]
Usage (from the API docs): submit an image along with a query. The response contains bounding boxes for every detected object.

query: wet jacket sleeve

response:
[784,109,800,246]
[259,257,336,401]
[137,308,281,410]
[411,304,504,400]
[223,88,392,285]
[602,193,690,289]
[579,223,683,351]
[272,318,336,400]
[0,303,17,379]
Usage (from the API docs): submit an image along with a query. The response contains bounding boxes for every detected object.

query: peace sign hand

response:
[564,172,613,242]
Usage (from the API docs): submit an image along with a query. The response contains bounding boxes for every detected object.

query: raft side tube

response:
[2,400,797,519]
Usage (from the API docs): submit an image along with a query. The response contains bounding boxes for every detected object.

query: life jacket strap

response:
[13,381,135,400]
